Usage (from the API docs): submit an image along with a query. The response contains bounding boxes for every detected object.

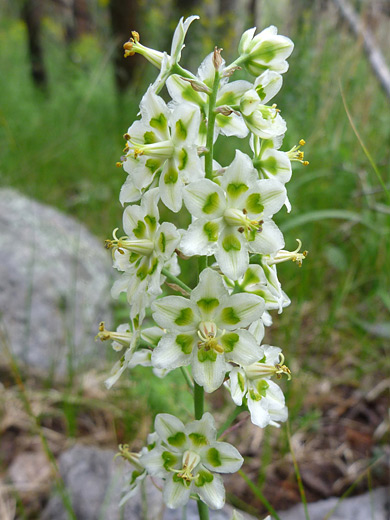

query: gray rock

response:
[0,189,112,376]
[42,444,256,520]
[277,487,390,520]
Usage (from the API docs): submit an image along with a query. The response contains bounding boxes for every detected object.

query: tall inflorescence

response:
[99,16,307,518]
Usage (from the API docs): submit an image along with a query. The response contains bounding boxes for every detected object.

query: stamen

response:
[266,239,308,267]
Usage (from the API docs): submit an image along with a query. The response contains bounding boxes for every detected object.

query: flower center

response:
[174,450,201,484]
[224,208,262,239]
[197,321,224,354]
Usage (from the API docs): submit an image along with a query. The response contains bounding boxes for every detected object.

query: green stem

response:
[172,63,197,80]
[204,69,220,179]
[180,367,194,390]
[197,500,210,520]
[194,382,209,520]
[194,382,204,420]
[162,268,192,294]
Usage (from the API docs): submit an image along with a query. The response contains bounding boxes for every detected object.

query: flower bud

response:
[238,26,294,76]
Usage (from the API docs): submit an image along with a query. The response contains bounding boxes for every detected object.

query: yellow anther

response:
[299,139,306,146]
[123,133,131,140]
[116,161,123,168]
[131,31,140,42]
[303,161,309,166]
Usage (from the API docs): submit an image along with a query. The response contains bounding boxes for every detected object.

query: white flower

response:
[120,88,203,212]
[240,93,286,139]
[123,16,199,89]
[224,263,290,315]
[235,25,294,76]
[140,412,243,509]
[181,151,286,280]
[118,432,159,506]
[151,268,265,393]
[227,345,290,428]
[106,188,181,323]
[101,325,166,388]
[167,52,251,143]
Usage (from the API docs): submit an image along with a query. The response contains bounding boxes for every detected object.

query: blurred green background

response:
[0,0,389,517]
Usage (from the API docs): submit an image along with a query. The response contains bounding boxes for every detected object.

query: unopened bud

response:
[215,105,240,117]
[182,77,211,94]
[213,46,223,70]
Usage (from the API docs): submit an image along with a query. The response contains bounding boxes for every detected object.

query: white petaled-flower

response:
[181,150,286,280]
[106,188,180,323]
[123,16,199,91]
[167,52,251,143]
[102,325,164,389]
[227,345,290,428]
[151,268,265,393]
[224,263,290,315]
[140,412,243,509]
[120,87,203,212]
[234,25,294,76]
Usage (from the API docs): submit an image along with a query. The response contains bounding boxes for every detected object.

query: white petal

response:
[185,412,217,444]
[228,367,247,406]
[191,268,228,316]
[196,471,225,509]
[258,148,291,184]
[166,74,206,108]
[245,179,286,218]
[248,319,265,343]
[119,177,142,204]
[140,446,167,477]
[215,229,248,280]
[180,218,221,256]
[217,294,265,329]
[152,333,194,369]
[248,219,284,255]
[152,296,199,331]
[159,159,184,213]
[254,70,283,104]
[220,150,257,197]
[155,222,181,259]
[140,187,160,221]
[163,475,192,509]
[247,398,270,428]
[192,352,228,393]
[216,112,248,138]
[170,103,201,145]
[154,413,185,444]
[170,15,199,63]
[202,441,243,473]
[184,179,226,219]
[225,329,263,365]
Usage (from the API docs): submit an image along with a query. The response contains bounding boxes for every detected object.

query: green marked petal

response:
[174,307,195,326]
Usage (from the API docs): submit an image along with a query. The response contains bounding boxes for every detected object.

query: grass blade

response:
[280,209,380,233]
[238,469,282,520]
[287,422,310,520]
[339,81,390,204]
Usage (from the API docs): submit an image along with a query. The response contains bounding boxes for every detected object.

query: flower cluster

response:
[100,15,307,514]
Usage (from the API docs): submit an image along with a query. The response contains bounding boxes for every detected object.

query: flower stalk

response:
[100,15,307,519]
